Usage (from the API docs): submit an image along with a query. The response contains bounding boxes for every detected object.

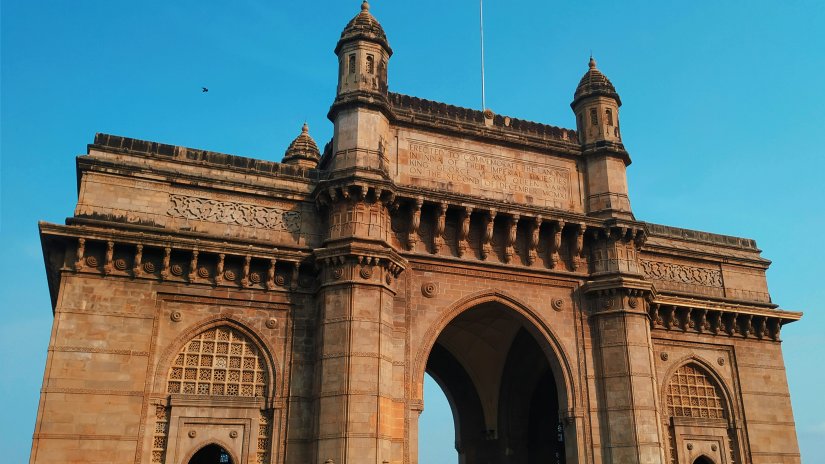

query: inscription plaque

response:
[400,140,572,208]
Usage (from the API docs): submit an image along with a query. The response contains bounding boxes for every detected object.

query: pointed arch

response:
[153,315,279,399]
[660,356,736,424]
[412,289,575,411]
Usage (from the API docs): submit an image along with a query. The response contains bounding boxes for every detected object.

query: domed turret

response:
[571,57,622,146]
[571,57,633,219]
[572,57,621,108]
[282,123,320,169]
[335,1,391,56]
[334,1,392,97]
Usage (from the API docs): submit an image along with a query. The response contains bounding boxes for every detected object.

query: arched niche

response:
[662,360,741,464]
[149,321,277,464]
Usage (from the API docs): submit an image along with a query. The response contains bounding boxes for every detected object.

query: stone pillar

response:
[586,277,665,464]
[314,189,406,464]
[315,249,404,464]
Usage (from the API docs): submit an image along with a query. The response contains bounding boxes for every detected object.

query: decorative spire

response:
[283,123,320,169]
[361,0,369,12]
[589,56,596,69]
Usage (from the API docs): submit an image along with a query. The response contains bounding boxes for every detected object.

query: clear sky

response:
[2,1,823,462]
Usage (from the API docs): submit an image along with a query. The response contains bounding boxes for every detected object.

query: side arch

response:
[660,355,738,425]
[152,314,280,400]
[412,288,577,412]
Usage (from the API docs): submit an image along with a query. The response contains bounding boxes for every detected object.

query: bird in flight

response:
[202,87,209,93]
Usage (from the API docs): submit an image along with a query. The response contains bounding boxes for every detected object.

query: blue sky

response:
[2,1,823,462]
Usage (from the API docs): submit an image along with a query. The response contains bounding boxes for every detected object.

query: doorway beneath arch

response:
[423,302,567,464]
[189,444,233,464]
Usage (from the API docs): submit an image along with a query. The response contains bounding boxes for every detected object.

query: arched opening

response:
[693,456,714,464]
[422,302,567,464]
[419,373,459,464]
[189,444,232,464]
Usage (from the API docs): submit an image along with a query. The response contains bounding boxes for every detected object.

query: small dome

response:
[283,123,320,168]
[335,1,392,55]
[572,57,621,108]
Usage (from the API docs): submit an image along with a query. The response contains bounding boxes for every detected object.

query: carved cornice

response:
[648,296,801,342]
[39,223,312,294]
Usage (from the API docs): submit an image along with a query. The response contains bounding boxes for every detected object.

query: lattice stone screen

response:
[167,326,267,397]
[666,364,725,419]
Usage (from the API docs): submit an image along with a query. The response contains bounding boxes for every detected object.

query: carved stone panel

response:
[168,194,301,232]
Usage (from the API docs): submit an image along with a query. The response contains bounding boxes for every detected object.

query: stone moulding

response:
[167,194,301,232]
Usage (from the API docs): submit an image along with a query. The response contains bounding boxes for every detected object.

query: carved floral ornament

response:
[64,234,306,291]
[167,194,301,232]
[640,259,722,288]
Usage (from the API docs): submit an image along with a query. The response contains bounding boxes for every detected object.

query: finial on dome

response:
[589,56,597,69]
[302,122,309,134]
[361,0,369,12]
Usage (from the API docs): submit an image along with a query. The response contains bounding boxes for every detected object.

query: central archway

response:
[421,297,571,464]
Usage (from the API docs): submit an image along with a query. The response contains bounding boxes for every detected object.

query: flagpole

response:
[479,0,487,111]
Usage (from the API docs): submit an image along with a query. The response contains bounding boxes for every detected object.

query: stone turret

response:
[334,0,391,98]
[282,123,320,169]
[572,57,633,219]
[328,0,393,177]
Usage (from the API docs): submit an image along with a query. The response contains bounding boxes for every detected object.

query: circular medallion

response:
[229,430,238,439]
[275,275,285,286]
[197,266,210,278]
[551,298,564,311]
[170,264,183,276]
[660,352,669,361]
[711,444,718,452]
[188,429,196,438]
[249,272,261,284]
[143,262,156,273]
[333,267,344,280]
[266,318,278,329]
[717,357,725,366]
[170,311,182,322]
[421,282,437,298]
[114,258,127,271]
[687,443,693,451]
[360,267,373,279]
[85,256,98,267]
[224,270,236,281]
[628,296,639,308]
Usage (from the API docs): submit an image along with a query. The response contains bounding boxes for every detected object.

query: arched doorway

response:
[189,444,233,464]
[693,456,714,464]
[423,301,567,464]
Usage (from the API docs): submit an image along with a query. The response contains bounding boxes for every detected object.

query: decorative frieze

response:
[640,260,723,288]
[167,194,301,232]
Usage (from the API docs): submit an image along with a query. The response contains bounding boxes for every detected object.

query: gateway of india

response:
[31,2,801,464]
